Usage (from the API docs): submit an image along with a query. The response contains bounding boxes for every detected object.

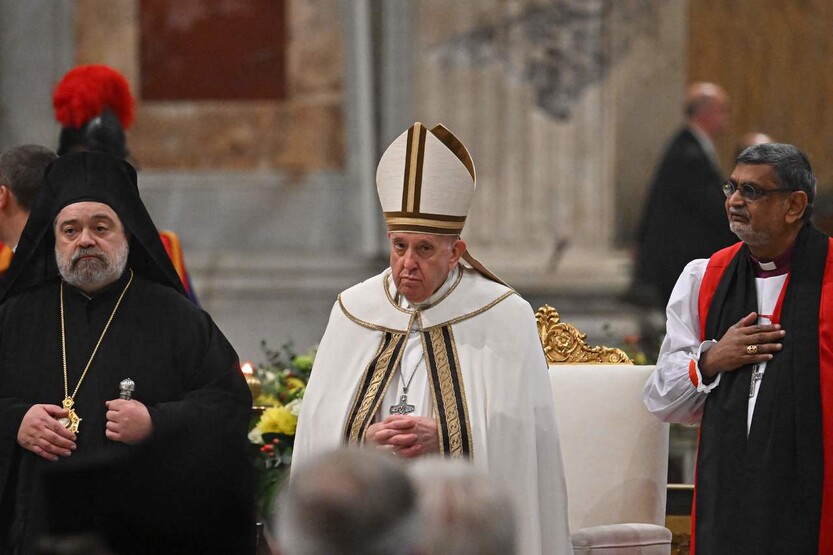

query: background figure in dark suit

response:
[631,82,736,308]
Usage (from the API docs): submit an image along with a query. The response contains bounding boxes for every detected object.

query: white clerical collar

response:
[397,264,460,310]
[750,242,795,278]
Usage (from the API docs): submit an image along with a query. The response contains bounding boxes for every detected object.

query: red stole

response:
[694,239,833,554]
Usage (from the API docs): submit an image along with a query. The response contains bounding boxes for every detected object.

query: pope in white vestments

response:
[293,122,572,555]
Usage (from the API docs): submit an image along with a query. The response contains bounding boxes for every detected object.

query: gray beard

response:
[56,242,129,292]
[729,221,771,247]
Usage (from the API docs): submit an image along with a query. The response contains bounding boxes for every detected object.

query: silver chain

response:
[399,358,423,394]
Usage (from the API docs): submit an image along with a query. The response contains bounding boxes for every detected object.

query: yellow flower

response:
[286,377,306,394]
[257,405,298,436]
[254,393,281,406]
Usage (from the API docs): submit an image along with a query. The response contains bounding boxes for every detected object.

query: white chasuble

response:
[293,266,572,555]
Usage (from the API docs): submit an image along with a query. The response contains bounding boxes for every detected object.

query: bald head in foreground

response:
[273,448,420,555]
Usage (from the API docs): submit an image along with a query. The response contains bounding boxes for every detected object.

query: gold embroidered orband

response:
[384,213,466,234]
[384,212,467,223]
[343,332,407,443]
[386,223,465,235]
[424,325,472,458]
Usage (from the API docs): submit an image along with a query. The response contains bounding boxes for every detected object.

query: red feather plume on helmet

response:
[53,65,135,130]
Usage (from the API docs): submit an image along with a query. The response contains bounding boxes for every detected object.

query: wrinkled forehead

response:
[53,201,123,228]
[388,231,455,246]
[729,162,778,186]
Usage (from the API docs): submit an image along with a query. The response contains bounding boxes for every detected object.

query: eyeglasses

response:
[722,181,796,201]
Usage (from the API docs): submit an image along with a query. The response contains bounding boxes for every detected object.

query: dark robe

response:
[694,224,833,554]
[0,271,255,553]
[632,128,737,308]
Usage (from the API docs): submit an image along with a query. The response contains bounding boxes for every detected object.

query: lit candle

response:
[241,362,261,399]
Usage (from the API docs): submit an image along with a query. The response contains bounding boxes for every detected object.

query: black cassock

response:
[633,128,737,307]
[0,271,254,554]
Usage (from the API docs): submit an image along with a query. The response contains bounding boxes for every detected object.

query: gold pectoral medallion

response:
[58,397,82,434]
[58,271,133,439]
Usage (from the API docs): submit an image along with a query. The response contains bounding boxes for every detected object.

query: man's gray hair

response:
[408,457,517,555]
[0,145,57,211]
[736,142,816,220]
[274,448,420,555]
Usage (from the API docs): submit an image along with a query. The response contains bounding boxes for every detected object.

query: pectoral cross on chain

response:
[58,397,82,433]
[749,365,764,398]
[389,394,415,415]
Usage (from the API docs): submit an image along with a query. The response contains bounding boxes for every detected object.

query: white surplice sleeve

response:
[642,258,723,424]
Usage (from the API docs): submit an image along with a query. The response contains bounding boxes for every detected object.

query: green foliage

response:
[249,341,316,520]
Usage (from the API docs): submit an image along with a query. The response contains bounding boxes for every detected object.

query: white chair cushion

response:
[571,523,672,555]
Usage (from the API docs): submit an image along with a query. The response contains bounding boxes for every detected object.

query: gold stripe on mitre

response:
[402,123,427,213]
[429,124,475,181]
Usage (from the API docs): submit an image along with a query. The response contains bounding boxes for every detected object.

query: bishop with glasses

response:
[644,143,833,553]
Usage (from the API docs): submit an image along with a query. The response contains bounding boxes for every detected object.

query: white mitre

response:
[376,122,504,284]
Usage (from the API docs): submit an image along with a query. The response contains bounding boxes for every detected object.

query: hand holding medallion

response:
[17,404,77,461]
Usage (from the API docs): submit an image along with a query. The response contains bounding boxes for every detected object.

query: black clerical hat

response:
[0,151,185,301]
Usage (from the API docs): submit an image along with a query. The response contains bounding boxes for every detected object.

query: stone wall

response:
[610,1,687,244]
[0,0,74,152]
[410,0,685,287]
[75,0,345,172]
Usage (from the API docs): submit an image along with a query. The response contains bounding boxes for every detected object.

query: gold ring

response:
[746,344,758,355]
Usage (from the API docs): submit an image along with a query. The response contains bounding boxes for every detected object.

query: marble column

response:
[408,0,685,291]
[0,0,74,152]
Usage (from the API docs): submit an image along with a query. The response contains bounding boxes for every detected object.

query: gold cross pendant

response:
[58,397,82,434]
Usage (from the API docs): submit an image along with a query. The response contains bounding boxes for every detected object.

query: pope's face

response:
[54,201,129,293]
[389,232,466,304]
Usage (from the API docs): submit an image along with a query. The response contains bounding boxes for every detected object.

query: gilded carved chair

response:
[536,305,672,555]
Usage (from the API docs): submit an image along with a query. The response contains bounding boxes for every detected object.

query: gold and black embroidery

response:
[343,332,407,444]
[424,325,473,458]
[341,321,473,458]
